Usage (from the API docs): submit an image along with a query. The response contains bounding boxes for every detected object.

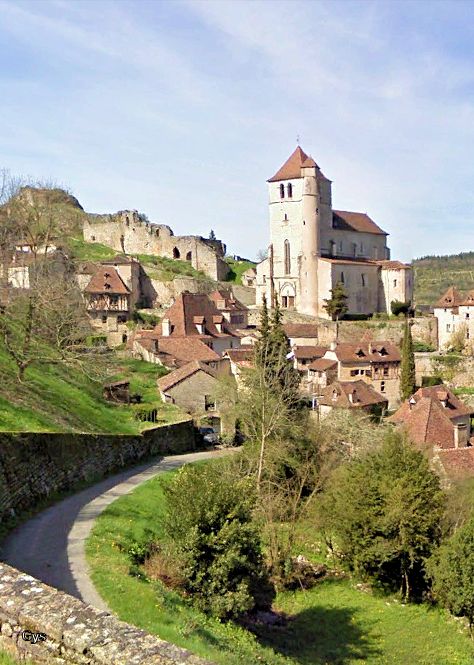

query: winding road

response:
[0,449,226,612]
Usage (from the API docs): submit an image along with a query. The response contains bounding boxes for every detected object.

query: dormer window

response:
[332,390,338,402]
[355,348,365,358]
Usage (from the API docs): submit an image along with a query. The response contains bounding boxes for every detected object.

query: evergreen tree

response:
[428,517,474,634]
[400,318,416,400]
[323,281,348,321]
[208,229,216,240]
[254,294,270,368]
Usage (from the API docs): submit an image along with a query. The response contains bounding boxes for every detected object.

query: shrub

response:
[163,463,275,619]
[391,300,412,317]
[413,341,436,352]
[422,376,444,387]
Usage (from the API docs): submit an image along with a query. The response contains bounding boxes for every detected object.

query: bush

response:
[422,376,444,387]
[413,341,436,352]
[163,463,275,619]
[391,300,412,317]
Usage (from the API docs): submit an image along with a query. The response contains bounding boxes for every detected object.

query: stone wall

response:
[0,563,212,664]
[0,421,194,525]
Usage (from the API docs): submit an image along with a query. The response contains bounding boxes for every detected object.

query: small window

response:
[350,369,358,377]
[394,279,397,288]
[279,183,285,198]
[287,183,293,198]
[340,272,345,284]
[101,315,107,324]
[284,239,291,274]
[204,395,216,411]
[91,235,96,241]
[467,330,470,340]
[383,366,389,377]
[447,324,451,332]
[467,313,470,319]
[361,273,366,287]
[284,213,288,221]
[380,381,386,393]
[352,243,357,257]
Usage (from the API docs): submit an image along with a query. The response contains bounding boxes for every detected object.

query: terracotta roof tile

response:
[268,146,328,182]
[332,210,387,236]
[283,323,319,339]
[318,380,387,409]
[158,293,238,338]
[209,289,247,312]
[158,360,218,393]
[307,358,337,372]
[434,286,463,308]
[84,266,130,295]
[293,345,327,360]
[332,342,401,364]
[377,260,412,270]
[134,332,220,365]
[437,448,474,479]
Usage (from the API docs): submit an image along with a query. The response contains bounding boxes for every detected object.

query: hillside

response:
[414,252,474,307]
[0,345,184,433]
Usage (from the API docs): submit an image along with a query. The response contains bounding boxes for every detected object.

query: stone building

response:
[209,288,248,328]
[433,286,474,350]
[83,210,229,281]
[158,360,221,414]
[256,146,413,318]
[305,340,401,409]
[388,385,473,449]
[84,266,131,347]
[317,380,387,419]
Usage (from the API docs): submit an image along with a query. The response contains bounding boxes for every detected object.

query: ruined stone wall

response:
[83,212,228,281]
[0,421,194,525]
[0,563,212,664]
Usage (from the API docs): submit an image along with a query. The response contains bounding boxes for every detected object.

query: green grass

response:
[68,237,118,262]
[132,253,213,283]
[224,257,256,284]
[0,345,184,433]
[86,469,474,665]
[0,651,31,665]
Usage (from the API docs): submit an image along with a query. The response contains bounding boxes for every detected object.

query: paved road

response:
[0,450,227,611]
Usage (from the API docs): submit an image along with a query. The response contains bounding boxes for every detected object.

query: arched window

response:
[284,239,291,274]
[186,251,192,262]
[287,183,293,198]
[173,247,180,259]
[279,183,285,199]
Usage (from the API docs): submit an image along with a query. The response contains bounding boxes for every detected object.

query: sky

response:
[1,0,474,262]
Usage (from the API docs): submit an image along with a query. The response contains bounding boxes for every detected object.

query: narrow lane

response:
[0,449,226,610]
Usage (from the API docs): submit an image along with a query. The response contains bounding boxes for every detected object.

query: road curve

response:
[0,449,227,612]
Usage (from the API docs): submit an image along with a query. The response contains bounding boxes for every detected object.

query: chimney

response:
[162,318,171,336]
[330,341,337,351]
[216,322,223,333]
[454,423,468,448]
[348,391,355,404]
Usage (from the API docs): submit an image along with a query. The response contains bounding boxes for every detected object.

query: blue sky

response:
[1,0,474,262]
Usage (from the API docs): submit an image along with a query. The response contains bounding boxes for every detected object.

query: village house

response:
[305,340,401,409]
[84,266,131,347]
[433,286,474,350]
[222,347,255,386]
[292,345,327,372]
[256,146,413,317]
[283,323,319,346]
[209,288,248,328]
[132,292,241,367]
[317,380,388,419]
[388,385,473,449]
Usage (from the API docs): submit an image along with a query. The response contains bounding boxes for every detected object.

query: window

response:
[280,183,285,198]
[329,240,336,257]
[360,242,365,254]
[204,395,216,411]
[352,243,357,257]
[380,381,386,393]
[383,366,389,377]
[393,279,397,288]
[282,296,288,308]
[101,315,107,324]
[340,272,345,284]
[361,273,366,287]
[91,235,96,241]
[467,329,470,340]
[467,313,470,319]
[122,333,128,343]
[287,183,293,198]
[284,239,291,274]
[173,247,180,259]
[447,324,451,332]
[284,213,288,221]
[350,369,359,377]
[186,251,192,261]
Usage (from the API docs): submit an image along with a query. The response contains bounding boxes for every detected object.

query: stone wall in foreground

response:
[0,563,212,664]
[0,421,195,525]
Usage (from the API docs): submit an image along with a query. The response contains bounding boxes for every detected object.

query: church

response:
[256,147,413,318]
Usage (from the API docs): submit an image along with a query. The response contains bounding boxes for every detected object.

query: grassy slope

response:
[0,652,30,665]
[86,470,474,665]
[0,346,183,433]
[68,237,118,262]
[224,257,256,284]
[414,252,474,307]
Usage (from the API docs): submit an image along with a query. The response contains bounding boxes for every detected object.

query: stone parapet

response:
[0,563,212,664]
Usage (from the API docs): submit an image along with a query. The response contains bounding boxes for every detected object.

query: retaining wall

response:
[0,421,194,525]
[0,563,212,664]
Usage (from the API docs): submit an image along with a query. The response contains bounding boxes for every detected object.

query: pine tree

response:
[208,229,216,240]
[323,281,348,321]
[400,318,416,400]
[254,294,270,369]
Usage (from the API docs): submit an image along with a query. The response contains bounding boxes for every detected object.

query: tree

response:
[391,300,411,317]
[256,248,268,262]
[320,432,444,600]
[323,281,348,322]
[208,229,216,240]
[428,517,474,635]
[162,463,275,619]
[400,318,416,400]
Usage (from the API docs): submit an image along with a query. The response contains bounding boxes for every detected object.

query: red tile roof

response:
[388,385,473,449]
[318,380,387,409]
[307,358,337,372]
[435,286,474,308]
[157,360,218,393]
[283,323,319,339]
[84,266,130,295]
[376,260,412,270]
[159,292,238,338]
[293,345,327,360]
[209,289,247,313]
[332,210,387,236]
[332,342,401,364]
[268,146,328,182]
[225,347,254,365]
[134,331,220,366]
[437,448,474,479]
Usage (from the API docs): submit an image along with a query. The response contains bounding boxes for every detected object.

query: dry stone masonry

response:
[0,563,213,664]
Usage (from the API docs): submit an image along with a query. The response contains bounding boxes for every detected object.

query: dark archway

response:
[186,251,192,262]
[173,247,181,259]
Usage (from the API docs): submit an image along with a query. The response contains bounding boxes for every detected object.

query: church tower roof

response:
[268,146,325,182]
